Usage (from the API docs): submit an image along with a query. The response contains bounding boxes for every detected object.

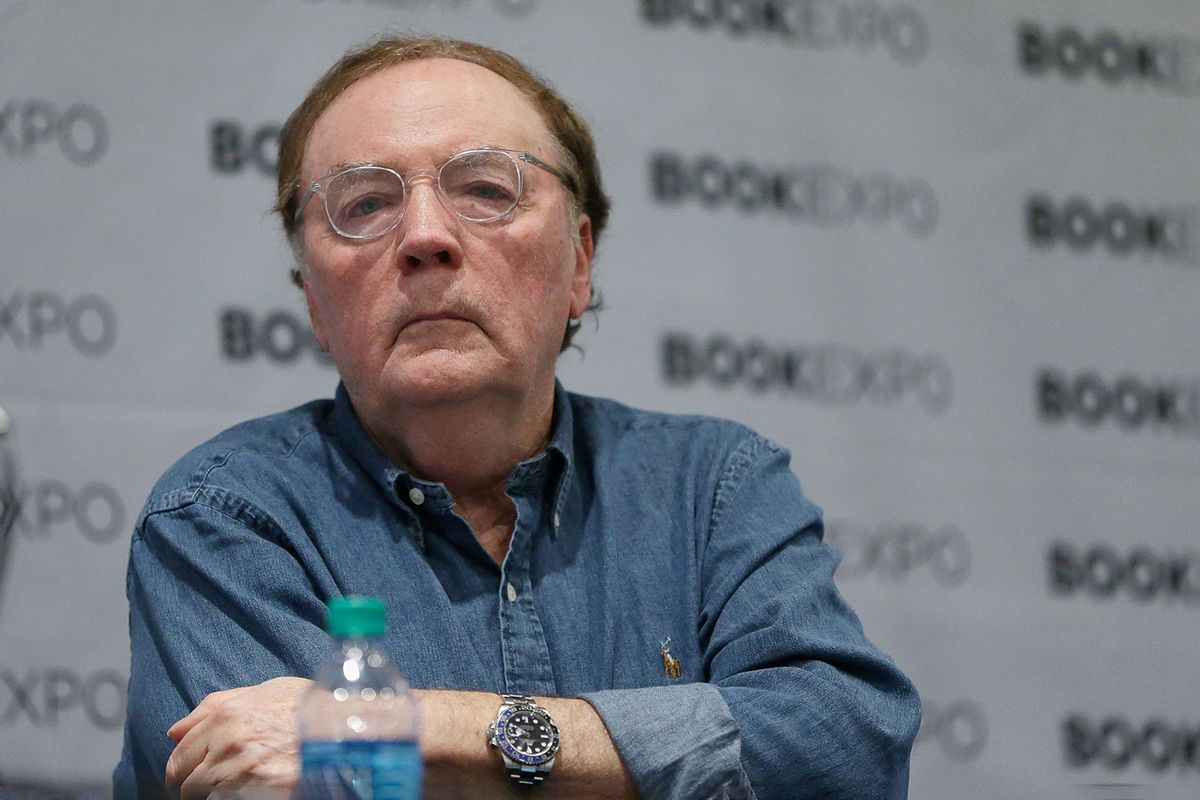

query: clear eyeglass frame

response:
[293,147,575,241]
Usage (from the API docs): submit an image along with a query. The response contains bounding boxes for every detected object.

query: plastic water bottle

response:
[298,596,421,799]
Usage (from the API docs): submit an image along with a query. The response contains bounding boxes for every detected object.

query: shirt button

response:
[506,582,518,603]
[553,513,561,530]
[408,487,425,506]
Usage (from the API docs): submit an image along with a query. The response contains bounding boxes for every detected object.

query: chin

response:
[381,352,509,408]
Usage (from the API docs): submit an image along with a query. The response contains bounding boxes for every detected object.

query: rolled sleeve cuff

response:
[579,683,755,800]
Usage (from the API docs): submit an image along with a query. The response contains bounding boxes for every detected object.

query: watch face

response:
[497,707,559,764]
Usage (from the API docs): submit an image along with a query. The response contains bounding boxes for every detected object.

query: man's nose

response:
[395,181,463,270]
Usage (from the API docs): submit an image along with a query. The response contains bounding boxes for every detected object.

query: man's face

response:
[297,58,592,419]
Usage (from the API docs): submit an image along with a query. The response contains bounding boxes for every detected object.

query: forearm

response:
[581,683,752,800]
[720,677,919,800]
[416,689,638,800]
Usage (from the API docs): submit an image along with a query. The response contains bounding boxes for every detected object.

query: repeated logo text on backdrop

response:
[0,293,117,358]
[220,307,334,367]
[1027,194,1199,265]
[0,100,107,166]
[1049,541,1200,605]
[0,667,125,731]
[209,120,280,177]
[1019,22,1200,96]
[652,152,938,239]
[642,0,929,64]
[6,479,126,546]
[663,331,953,414]
[827,521,971,588]
[1064,715,1200,773]
[915,699,989,764]
[1037,369,1200,436]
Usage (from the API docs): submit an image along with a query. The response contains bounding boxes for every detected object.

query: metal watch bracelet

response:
[489,693,560,787]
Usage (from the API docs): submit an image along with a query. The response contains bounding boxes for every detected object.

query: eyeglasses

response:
[294,147,574,240]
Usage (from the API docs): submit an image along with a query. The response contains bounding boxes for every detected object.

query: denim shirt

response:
[114,382,920,799]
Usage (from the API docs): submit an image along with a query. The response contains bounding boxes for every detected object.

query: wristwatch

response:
[486,693,560,786]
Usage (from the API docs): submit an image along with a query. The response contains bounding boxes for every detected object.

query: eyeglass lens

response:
[324,150,523,238]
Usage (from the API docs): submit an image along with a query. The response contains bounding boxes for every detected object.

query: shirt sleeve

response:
[113,491,332,799]
[581,433,921,800]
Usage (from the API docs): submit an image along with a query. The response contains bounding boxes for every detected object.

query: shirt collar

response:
[331,381,413,504]
[330,380,577,545]
[547,380,575,539]
[518,380,574,541]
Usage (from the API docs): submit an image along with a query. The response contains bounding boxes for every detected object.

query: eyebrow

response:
[323,159,377,177]
[320,145,520,179]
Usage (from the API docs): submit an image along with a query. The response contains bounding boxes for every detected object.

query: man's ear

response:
[569,214,594,319]
[300,271,331,352]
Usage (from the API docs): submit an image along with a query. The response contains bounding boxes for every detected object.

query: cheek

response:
[492,238,574,322]
[308,246,397,348]
[505,226,578,294]
[505,245,578,356]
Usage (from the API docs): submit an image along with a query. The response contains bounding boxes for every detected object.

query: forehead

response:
[303,57,555,178]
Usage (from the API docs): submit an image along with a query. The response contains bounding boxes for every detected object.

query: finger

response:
[165,723,210,789]
[167,714,195,744]
[179,751,227,800]
[168,687,245,742]
[168,679,307,793]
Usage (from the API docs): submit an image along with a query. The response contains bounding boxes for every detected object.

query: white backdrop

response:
[1,1,1198,798]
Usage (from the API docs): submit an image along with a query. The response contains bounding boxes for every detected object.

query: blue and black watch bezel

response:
[494,703,560,766]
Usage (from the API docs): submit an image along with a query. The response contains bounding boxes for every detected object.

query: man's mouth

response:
[405,311,469,327]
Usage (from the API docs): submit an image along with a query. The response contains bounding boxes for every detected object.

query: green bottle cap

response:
[326,596,386,638]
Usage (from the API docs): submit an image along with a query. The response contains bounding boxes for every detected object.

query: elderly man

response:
[114,35,920,800]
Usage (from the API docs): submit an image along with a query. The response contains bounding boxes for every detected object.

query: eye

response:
[464,181,516,203]
[334,192,402,228]
[326,167,404,231]
[348,195,387,217]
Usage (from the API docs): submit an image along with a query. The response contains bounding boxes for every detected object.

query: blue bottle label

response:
[300,739,421,800]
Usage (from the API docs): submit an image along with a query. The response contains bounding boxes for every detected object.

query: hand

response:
[165,676,311,799]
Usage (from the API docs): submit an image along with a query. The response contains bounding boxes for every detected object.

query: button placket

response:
[496,491,556,695]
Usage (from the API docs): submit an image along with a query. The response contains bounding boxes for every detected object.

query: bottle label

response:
[300,739,421,800]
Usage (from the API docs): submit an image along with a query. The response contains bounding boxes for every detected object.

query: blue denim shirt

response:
[114,382,919,799]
